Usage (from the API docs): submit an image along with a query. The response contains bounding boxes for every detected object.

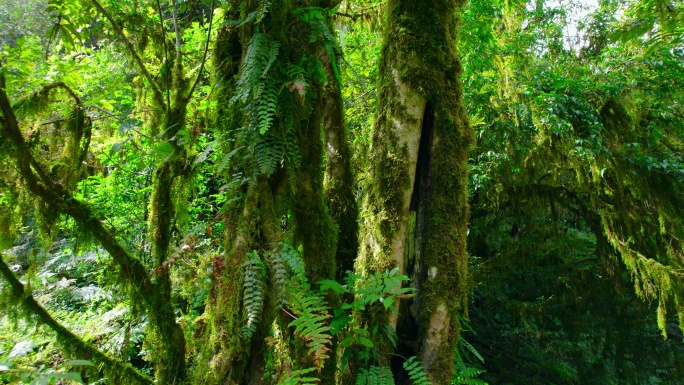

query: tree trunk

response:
[195,1,342,383]
[358,0,473,382]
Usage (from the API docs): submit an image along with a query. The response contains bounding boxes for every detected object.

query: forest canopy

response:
[1,0,683,384]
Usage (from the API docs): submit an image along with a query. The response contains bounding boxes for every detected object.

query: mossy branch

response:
[186,0,215,100]
[12,81,81,111]
[0,71,152,311]
[0,255,153,385]
[90,0,166,109]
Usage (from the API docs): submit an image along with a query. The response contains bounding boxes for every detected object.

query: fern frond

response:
[269,251,289,309]
[235,32,271,103]
[403,356,432,385]
[242,252,266,340]
[256,80,279,134]
[262,41,281,77]
[254,132,282,175]
[459,336,484,363]
[278,367,320,384]
[288,282,332,372]
[356,366,395,385]
[280,243,306,279]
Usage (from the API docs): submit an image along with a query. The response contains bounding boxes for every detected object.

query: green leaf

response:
[154,142,175,160]
[317,279,349,294]
[110,137,132,156]
[50,372,84,383]
[65,359,94,367]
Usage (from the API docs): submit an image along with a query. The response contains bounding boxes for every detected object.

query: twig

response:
[281,307,298,320]
[90,0,166,109]
[172,0,181,62]
[156,0,171,111]
[187,0,215,100]
[88,104,121,120]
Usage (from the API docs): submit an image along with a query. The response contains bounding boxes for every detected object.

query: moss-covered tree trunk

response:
[195,1,343,383]
[358,0,472,382]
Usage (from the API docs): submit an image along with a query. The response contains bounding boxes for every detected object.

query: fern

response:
[278,368,320,385]
[269,243,306,309]
[287,283,332,373]
[256,80,279,135]
[452,336,488,385]
[452,363,487,385]
[269,251,290,309]
[294,7,343,86]
[356,366,395,385]
[249,86,300,175]
[262,41,281,77]
[242,252,266,341]
[279,243,306,279]
[403,356,432,385]
[278,367,320,384]
[235,33,271,103]
[459,337,484,364]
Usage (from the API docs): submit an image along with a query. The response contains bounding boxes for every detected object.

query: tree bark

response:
[358,0,473,381]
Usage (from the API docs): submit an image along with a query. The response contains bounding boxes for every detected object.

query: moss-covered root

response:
[0,254,153,385]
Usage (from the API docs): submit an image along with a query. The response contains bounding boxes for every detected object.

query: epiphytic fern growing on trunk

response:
[242,252,266,340]
[286,279,333,373]
[277,367,320,384]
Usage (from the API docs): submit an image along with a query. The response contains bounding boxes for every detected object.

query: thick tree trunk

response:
[358,0,472,382]
[146,104,190,383]
[197,1,342,382]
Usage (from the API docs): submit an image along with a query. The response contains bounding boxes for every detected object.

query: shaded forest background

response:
[1,0,684,384]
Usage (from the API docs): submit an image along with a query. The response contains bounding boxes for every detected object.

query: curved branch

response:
[0,72,152,306]
[0,255,153,385]
[12,81,81,111]
[187,0,215,100]
[90,0,166,109]
[156,0,171,110]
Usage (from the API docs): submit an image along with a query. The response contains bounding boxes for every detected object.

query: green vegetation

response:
[1,0,683,384]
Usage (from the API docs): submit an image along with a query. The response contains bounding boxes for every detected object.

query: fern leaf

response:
[403,356,432,385]
[280,243,307,279]
[356,366,395,385]
[270,252,289,309]
[242,252,266,340]
[235,33,271,103]
[262,41,281,77]
[278,367,320,385]
[257,80,279,134]
[459,336,484,363]
[288,283,333,372]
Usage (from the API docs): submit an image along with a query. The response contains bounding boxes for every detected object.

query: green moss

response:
[356,0,473,381]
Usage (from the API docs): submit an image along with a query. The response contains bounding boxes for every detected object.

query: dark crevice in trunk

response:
[409,102,434,213]
[393,102,435,382]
